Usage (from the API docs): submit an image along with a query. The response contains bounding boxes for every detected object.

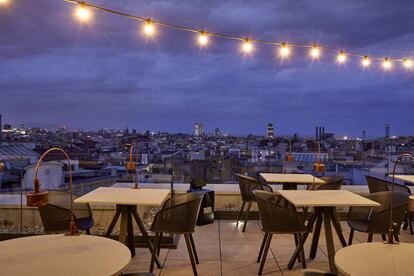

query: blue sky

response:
[1,0,414,137]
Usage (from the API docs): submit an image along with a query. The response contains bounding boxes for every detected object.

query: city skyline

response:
[1,0,414,136]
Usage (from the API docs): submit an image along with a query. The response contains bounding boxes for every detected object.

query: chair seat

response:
[348,219,370,232]
[76,217,94,230]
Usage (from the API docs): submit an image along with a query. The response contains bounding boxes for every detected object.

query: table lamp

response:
[387,152,414,244]
[26,147,78,236]
[313,141,325,173]
[126,142,139,189]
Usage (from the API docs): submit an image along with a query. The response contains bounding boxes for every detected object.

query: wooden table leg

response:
[118,206,128,245]
[309,209,323,259]
[322,207,337,274]
[131,207,162,268]
[329,208,347,247]
[126,209,136,257]
[105,207,121,237]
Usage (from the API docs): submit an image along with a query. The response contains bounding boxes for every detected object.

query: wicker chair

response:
[236,174,273,232]
[347,191,409,244]
[150,192,204,276]
[38,190,94,234]
[316,175,343,190]
[254,190,307,275]
[365,175,413,234]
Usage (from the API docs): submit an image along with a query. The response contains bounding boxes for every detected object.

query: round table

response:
[0,234,131,276]
[335,242,414,276]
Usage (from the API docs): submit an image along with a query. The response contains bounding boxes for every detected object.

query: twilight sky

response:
[1,0,414,137]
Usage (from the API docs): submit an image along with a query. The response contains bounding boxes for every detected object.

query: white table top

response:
[393,175,414,184]
[75,187,170,206]
[335,242,414,276]
[278,190,380,207]
[0,234,131,276]
[260,173,325,184]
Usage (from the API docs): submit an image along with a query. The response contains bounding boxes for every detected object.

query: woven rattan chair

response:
[236,174,273,232]
[366,175,413,234]
[254,190,307,275]
[347,191,408,244]
[38,190,94,234]
[150,192,204,276]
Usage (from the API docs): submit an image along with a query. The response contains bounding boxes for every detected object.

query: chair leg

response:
[257,233,268,263]
[189,233,199,264]
[367,233,373,242]
[394,234,400,242]
[348,229,354,245]
[258,233,272,275]
[294,234,301,263]
[150,232,160,273]
[242,201,252,232]
[184,234,198,276]
[381,234,387,241]
[236,201,246,225]
[299,234,307,269]
[409,213,414,235]
[86,228,91,235]
[157,233,163,257]
[403,213,409,230]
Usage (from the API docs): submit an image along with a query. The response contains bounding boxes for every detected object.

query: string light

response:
[383,58,392,70]
[362,56,370,67]
[75,4,92,22]
[279,43,290,58]
[403,58,413,69]
[61,0,414,71]
[198,31,208,46]
[242,39,253,53]
[143,19,155,36]
[310,45,320,59]
[337,51,346,64]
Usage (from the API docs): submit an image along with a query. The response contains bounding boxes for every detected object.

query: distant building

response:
[214,128,221,137]
[267,123,274,138]
[362,130,366,140]
[194,123,204,137]
[385,123,390,139]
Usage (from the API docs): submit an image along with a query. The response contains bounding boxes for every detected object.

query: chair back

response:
[253,190,306,234]
[366,191,409,234]
[317,175,343,190]
[38,190,92,233]
[366,175,411,195]
[151,192,204,234]
[236,174,272,202]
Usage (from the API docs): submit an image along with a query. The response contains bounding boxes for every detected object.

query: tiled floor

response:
[124,220,414,275]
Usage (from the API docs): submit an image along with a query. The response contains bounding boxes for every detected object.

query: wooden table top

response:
[75,187,170,206]
[0,234,131,276]
[278,190,380,207]
[260,173,325,184]
[335,242,414,276]
[393,175,414,184]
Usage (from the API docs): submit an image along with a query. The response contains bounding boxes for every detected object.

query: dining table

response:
[0,234,131,276]
[278,189,380,274]
[75,187,170,267]
[260,173,325,190]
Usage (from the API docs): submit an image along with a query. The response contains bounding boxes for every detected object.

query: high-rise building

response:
[194,123,204,137]
[267,123,274,138]
[385,123,390,139]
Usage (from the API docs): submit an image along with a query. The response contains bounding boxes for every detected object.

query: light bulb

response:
[403,59,413,69]
[143,20,155,36]
[75,5,91,22]
[242,39,253,53]
[337,51,346,63]
[383,58,392,70]
[279,43,290,58]
[0,0,9,5]
[362,56,370,67]
[310,45,320,59]
[198,32,208,46]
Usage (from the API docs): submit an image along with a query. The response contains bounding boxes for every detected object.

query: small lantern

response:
[0,162,5,172]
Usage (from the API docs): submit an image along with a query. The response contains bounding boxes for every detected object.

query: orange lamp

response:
[313,142,325,173]
[126,142,139,189]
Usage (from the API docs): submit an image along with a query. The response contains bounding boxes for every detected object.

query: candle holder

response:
[386,152,414,244]
[126,142,139,189]
[26,147,79,236]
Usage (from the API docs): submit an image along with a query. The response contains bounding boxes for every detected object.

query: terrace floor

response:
[124,219,414,275]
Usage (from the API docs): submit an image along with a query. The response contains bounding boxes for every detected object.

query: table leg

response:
[105,207,121,237]
[118,206,128,245]
[322,208,337,274]
[131,207,162,268]
[309,210,323,259]
[329,208,347,247]
[126,209,136,257]
[288,212,318,269]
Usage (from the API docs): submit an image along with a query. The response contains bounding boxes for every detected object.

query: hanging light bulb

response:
[143,19,155,36]
[279,43,290,58]
[75,4,92,22]
[383,58,392,70]
[198,31,208,46]
[242,39,253,53]
[0,0,9,5]
[337,51,346,63]
[403,58,413,69]
[310,45,320,59]
[362,56,370,67]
